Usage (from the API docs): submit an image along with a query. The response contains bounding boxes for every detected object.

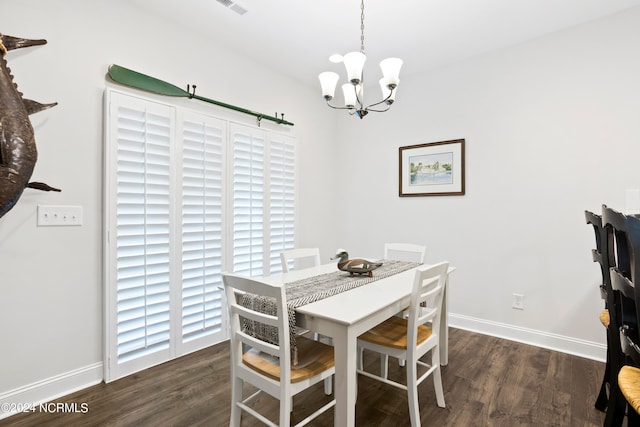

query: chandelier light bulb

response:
[318,72,340,100]
[343,51,366,84]
[342,83,357,108]
[379,58,403,88]
[379,78,398,104]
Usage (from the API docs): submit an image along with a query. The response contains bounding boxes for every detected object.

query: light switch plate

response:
[37,205,83,226]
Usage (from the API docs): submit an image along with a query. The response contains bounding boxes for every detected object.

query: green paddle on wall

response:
[107,64,294,126]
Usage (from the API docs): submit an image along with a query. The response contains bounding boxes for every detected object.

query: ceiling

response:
[128,0,640,89]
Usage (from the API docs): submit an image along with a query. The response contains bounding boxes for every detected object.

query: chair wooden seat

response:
[619,365,640,414]
[243,336,335,383]
[600,308,610,328]
[359,315,432,349]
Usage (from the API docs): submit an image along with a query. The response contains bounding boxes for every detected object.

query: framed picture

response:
[399,139,465,197]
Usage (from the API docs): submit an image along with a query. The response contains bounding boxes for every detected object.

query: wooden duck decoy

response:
[332,249,383,277]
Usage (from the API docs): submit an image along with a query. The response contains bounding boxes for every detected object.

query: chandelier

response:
[318,0,403,119]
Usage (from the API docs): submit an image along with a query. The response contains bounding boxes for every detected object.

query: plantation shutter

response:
[180,112,226,349]
[268,135,296,274]
[232,124,266,276]
[105,89,296,381]
[108,93,174,376]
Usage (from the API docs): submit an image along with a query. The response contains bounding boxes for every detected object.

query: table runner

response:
[241,259,420,364]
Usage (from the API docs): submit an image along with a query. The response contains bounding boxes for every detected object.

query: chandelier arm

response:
[364,105,391,113]
[363,88,395,110]
[364,99,389,110]
[325,100,356,112]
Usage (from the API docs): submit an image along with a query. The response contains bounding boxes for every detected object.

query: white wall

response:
[332,8,640,357]
[0,0,338,407]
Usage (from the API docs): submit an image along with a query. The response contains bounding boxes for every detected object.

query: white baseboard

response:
[0,363,103,420]
[449,313,607,362]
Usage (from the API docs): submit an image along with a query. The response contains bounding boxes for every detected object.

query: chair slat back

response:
[415,277,440,324]
[586,210,614,291]
[407,262,449,348]
[603,205,631,278]
[384,243,427,263]
[626,215,640,288]
[611,267,640,365]
[585,210,604,257]
[223,273,291,378]
[280,248,321,273]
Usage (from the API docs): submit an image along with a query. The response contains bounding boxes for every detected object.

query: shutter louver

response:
[181,116,225,342]
[233,128,265,276]
[269,137,296,274]
[115,105,172,363]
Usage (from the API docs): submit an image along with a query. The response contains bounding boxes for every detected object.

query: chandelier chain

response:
[360,0,365,53]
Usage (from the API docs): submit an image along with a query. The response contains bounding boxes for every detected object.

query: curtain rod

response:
[107,64,294,127]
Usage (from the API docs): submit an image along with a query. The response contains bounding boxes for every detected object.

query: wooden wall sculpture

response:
[0,33,59,219]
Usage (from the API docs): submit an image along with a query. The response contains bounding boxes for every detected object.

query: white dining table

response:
[261,261,455,427]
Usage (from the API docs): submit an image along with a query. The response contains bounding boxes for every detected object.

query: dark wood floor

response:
[1,328,606,426]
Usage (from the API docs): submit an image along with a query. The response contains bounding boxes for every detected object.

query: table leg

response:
[332,325,358,427]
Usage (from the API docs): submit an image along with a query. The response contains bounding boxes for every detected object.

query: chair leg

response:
[280,395,292,426]
[324,376,332,395]
[230,377,243,427]
[432,349,445,408]
[381,354,389,379]
[595,334,611,412]
[604,331,626,427]
[595,368,609,412]
[406,356,421,427]
[628,403,640,425]
[604,381,626,427]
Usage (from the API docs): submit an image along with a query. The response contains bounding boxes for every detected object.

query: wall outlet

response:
[512,293,524,310]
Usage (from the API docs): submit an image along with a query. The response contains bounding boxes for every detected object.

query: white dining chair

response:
[280,247,333,395]
[223,273,335,427]
[384,242,427,367]
[357,261,449,427]
[384,242,427,263]
[280,247,321,273]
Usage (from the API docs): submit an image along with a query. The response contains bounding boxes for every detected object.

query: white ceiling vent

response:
[216,0,248,15]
